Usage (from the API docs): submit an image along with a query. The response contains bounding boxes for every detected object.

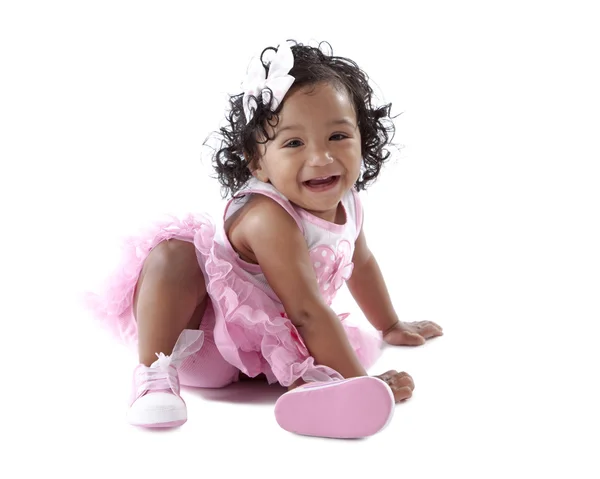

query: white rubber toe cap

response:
[127,392,187,427]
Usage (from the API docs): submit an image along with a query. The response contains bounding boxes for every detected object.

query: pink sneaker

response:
[127,329,205,428]
[127,357,188,428]
[274,376,395,438]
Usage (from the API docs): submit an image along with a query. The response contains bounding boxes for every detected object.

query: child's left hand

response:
[383,320,443,346]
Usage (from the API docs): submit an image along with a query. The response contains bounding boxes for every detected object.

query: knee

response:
[141,239,205,299]
[145,239,201,281]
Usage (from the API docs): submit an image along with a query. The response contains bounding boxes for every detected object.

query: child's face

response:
[253,81,362,222]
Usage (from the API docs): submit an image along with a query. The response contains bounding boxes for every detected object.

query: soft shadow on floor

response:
[183,378,287,405]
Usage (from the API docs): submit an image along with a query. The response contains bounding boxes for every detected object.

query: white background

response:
[1,1,599,478]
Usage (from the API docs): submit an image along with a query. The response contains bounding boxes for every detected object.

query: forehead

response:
[277,82,356,124]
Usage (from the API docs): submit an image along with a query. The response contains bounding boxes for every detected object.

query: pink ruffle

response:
[82,214,203,348]
[84,213,383,387]
[193,218,382,387]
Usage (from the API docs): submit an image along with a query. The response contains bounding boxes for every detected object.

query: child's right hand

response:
[375,370,415,402]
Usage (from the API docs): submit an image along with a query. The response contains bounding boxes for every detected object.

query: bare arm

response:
[347,226,399,334]
[240,196,367,379]
[348,225,444,345]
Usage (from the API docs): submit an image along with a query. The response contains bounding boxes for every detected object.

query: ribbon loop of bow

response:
[133,329,205,400]
[152,329,204,393]
[242,40,295,124]
[154,329,205,370]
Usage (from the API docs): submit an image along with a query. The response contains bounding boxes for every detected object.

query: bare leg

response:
[132,239,207,366]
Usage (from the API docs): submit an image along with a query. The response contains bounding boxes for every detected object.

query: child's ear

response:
[247,152,269,182]
[252,166,269,183]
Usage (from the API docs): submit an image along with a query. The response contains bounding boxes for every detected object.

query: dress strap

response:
[223,178,305,234]
[350,188,364,234]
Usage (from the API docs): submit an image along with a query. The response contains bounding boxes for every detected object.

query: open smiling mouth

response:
[302,175,340,192]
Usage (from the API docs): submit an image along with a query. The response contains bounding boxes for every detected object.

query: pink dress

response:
[84,178,382,388]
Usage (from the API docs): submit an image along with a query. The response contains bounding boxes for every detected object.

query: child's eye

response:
[330,133,348,141]
[284,140,303,148]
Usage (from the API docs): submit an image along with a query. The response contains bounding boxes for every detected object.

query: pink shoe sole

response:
[274,376,395,438]
[133,419,187,428]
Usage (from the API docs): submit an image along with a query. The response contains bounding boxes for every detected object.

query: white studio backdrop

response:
[1,1,598,478]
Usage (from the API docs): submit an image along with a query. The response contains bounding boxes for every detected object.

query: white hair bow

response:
[242,41,295,124]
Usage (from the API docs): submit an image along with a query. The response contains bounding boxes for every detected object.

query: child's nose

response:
[308,147,334,167]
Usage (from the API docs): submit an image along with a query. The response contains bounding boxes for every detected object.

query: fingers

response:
[414,321,444,339]
[376,370,415,403]
[389,371,414,391]
[386,321,444,345]
[391,374,414,402]
[392,386,413,402]
[377,370,398,383]
[384,328,426,346]
[401,331,427,346]
[395,371,415,390]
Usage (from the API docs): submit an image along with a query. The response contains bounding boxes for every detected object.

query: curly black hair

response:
[206,40,399,199]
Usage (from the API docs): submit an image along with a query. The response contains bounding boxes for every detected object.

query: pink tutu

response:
[84,213,382,387]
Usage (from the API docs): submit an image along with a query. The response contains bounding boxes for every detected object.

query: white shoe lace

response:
[135,354,180,397]
[133,329,205,399]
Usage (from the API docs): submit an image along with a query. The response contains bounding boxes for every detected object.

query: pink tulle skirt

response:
[84,213,382,387]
